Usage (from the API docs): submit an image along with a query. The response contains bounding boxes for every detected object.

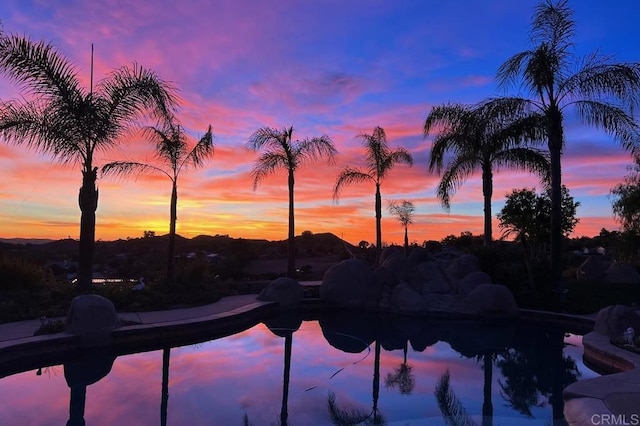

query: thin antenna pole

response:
[90,43,94,96]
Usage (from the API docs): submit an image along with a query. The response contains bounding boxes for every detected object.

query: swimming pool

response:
[0,310,597,425]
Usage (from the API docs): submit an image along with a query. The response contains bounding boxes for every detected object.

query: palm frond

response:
[101,161,168,180]
[99,62,177,136]
[436,154,479,210]
[180,124,214,171]
[250,150,289,190]
[562,60,640,109]
[493,147,550,182]
[573,100,640,154]
[358,126,389,173]
[247,126,288,152]
[327,392,370,426]
[434,370,477,426]
[497,50,535,90]
[532,0,574,55]
[295,135,337,166]
[0,34,83,104]
[333,167,374,201]
[379,148,413,179]
[423,103,468,137]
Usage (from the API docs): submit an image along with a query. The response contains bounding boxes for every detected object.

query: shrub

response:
[0,255,45,291]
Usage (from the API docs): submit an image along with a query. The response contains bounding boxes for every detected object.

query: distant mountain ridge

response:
[0,238,55,245]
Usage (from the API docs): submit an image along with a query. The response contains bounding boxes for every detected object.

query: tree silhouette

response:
[424,101,549,247]
[384,341,415,395]
[0,35,176,291]
[102,122,214,283]
[387,201,415,256]
[495,0,640,293]
[247,126,336,278]
[333,126,413,262]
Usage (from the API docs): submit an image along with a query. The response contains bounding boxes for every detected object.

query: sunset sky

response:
[0,0,639,245]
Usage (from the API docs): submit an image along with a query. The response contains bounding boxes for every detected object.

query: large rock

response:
[320,259,380,309]
[257,277,304,307]
[594,305,640,337]
[379,246,403,266]
[407,246,432,265]
[465,284,517,317]
[65,295,120,345]
[389,284,429,314]
[418,261,452,294]
[381,252,411,282]
[458,271,493,296]
[604,263,640,285]
[446,254,480,287]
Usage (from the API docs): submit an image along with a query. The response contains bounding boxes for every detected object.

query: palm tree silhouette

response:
[247,126,336,278]
[495,0,640,293]
[333,126,413,261]
[387,201,415,256]
[102,122,214,283]
[161,348,170,426]
[0,35,176,292]
[424,102,549,247]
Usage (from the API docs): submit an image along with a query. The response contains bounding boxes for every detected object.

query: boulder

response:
[320,259,380,309]
[65,295,120,345]
[465,284,517,317]
[257,277,304,307]
[407,246,432,265]
[458,271,493,296]
[445,254,480,287]
[374,265,398,290]
[594,305,640,337]
[604,263,640,285]
[381,252,411,282]
[390,284,429,315]
[379,246,403,266]
[576,256,610,281]
[418,261,452,294]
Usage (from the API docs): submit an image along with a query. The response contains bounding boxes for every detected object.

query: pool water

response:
[0,311,597,425]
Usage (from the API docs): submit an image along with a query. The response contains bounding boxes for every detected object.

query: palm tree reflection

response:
[384,341,415,395]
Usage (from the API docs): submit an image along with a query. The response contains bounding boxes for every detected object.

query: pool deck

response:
[0,294,639,425]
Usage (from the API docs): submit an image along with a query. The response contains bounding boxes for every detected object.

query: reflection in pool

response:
[0,311,597,425]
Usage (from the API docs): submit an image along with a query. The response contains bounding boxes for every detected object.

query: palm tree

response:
[0,35,176,292]
[424,102,549,247]
[333,126,413,261]
[496,0,640,293]
[247,126,336,278]
[102,122,214,283]
[387,200,415,256]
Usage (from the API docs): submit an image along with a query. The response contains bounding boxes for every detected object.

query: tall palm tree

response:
[102,122,214,283]
[424,102,549,247]
[247,126,336,278]
[333,126,413,260]
[496,0,640,293]
[0,35,176,292]
[387,200,415,256]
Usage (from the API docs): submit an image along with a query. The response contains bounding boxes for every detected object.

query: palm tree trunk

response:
[161,348,170,426]
[372,341,381,421]
[404,226,409,256]
[280,334,292,426]
[287,169,296,278]
[78,167,98,293]
[67,386,87,426]
[548,106,565,302]
[482,164,493,248]
[482,353,493,426]
[167,181,178,283]
[375,183,382,263]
